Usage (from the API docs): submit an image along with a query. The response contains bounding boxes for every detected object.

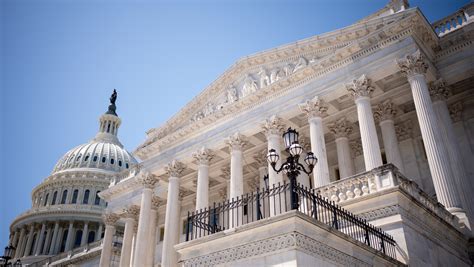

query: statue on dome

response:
[107,89,118,116]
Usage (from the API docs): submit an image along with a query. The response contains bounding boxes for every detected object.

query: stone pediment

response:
[136,7,438,160]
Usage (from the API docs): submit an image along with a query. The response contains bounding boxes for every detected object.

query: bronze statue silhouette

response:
[107,89,118,116]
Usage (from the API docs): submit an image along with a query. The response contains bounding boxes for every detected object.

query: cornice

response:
[136,9,436,161]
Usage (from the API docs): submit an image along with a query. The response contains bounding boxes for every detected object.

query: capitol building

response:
[4,0,474,266]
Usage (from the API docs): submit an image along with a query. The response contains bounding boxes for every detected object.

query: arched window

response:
[84,155,90,161]
[110,158,114,164]
[44,193,49,206]
[83,190,90,204]
[52,191,58,205]
[74,230,83,248]
[71,189,78,204]
[125,163,129,169]
[118,160,122,167]
[76,154,82,161]
[94,191,101,205]
[102,157,106,163]
[61,190,68,204]
[93,155,98,162]
[87,231,95,243]
[107,123,111,133]
[29,233,37,256]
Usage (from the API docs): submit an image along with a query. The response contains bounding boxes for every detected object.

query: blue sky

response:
[0,0,468,246]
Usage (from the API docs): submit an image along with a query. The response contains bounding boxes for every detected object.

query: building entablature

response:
[136,8,441,161]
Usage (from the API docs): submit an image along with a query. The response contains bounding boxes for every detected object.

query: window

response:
[84,155,90,161]
[118,160,122,167]
[110,158,114,164]
[94,191,101,205]
[102,157,106,163]
[83,190,90,204]
[44,193,49,206]
[159,227,165,241]
[87,231,95,243]
[71,189,78,204]
[74,230,83,248]
[93,155,98,162]
[29,234,37,256]
[61,190,68,204]
[107,123,111,133]
[126,163,129,169]
[382,152,387,164]
[52,191,58,205]
[60,230,68,252]
[76,154,82,161]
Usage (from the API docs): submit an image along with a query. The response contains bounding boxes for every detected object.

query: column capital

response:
[192,147,214,165]
[448,102,463,122]
[395,120,413,141]
[396,49,428,77]
[165,160,185,177]
[345,74,375,99]
[428,78,451,102]
[373,99,397,123]
[350,140,363,157]
[262,115,285,137]
[152,196,163,210]
[225,132,248,151]
[299,135,311,152]
[328,118,353,139]
[299,96,328,119]
[122,205,140,219]
[253,149,268,168]
[139,171,159,189]
[102,213,120,226]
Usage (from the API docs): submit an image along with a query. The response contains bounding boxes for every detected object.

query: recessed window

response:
[44,193,49,206]
[110,158,114,164]
[83,190,90,204]
[76,154,82,161]
[61,190,68,204]
[125,163,129,169]
[118,161,122,167]
[102,157,106,163]
[52,191,58,205]
[84,155,90,161]
[93,156,98,162]
[71,189,78,204]
[94,191,101,205]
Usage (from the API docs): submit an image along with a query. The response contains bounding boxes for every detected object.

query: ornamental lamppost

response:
[267,127,318,210]
[1,244,15,266]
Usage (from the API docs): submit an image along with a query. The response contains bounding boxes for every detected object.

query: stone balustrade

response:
[432,3,473,36]
[315,164,461,229]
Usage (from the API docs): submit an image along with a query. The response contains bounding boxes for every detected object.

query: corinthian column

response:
[397,50,466,221]
[161,160,185,267]
[120,205,139,267]
[429,79,474,222]
[34,223,47,255]
[262,115,285,187]
[299,96,330,187]
[23,224,35,257]
[329,118,355,179]
[193,147,214,210]
[99,213,119,267]
[15,227,26,258]
[373,100,404,172]
[346,74,383,171]
[254,150,268,189]
[225,133,247,199]
[146,197,161,267]
[133,172,158,267]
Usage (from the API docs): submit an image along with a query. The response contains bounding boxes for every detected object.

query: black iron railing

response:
[186,182,397,259]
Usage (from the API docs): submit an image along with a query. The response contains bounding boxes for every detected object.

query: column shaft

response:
[335,137,354,178]
[408,74,463,210]
[309,117,330,187]
[96,224,103,241]
[11,231,19,247]
[119,218,136,267]
[145,209,158,267]
[42,226,53,255]
[14,228,26,258]
[133,188,153,266]
[80,222,89,247]
[355,97,383,170]
[35,223,47,255]
[380,119,404,172]
[161,177,181,267]
[23,224,35,257]
[64,221,74,251]
[196,164,209,210]
[99,225,116,267]
[48,223,60,255]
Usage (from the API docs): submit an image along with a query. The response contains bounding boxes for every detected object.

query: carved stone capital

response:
[262,115,285,137]
[428,79,451,102]
[299,135,311,152]
[192,147,214,165]
[350,140,363,157]
[328,118,353,138]
[165,160,185,177]
[139,172,159,189]
[395,120,413,141]
[449,102,463,122]
[152,196,162,210]
[103,213,120,226]
[396,50,428,77]
[345,74,375,99]
[299,96,328,119]
[122,205,140,219]
[373,99,397,122]
[225,133,247,151]
[253,150,268,168]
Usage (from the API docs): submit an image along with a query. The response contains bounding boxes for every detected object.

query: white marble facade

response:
[6,0,474,266]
